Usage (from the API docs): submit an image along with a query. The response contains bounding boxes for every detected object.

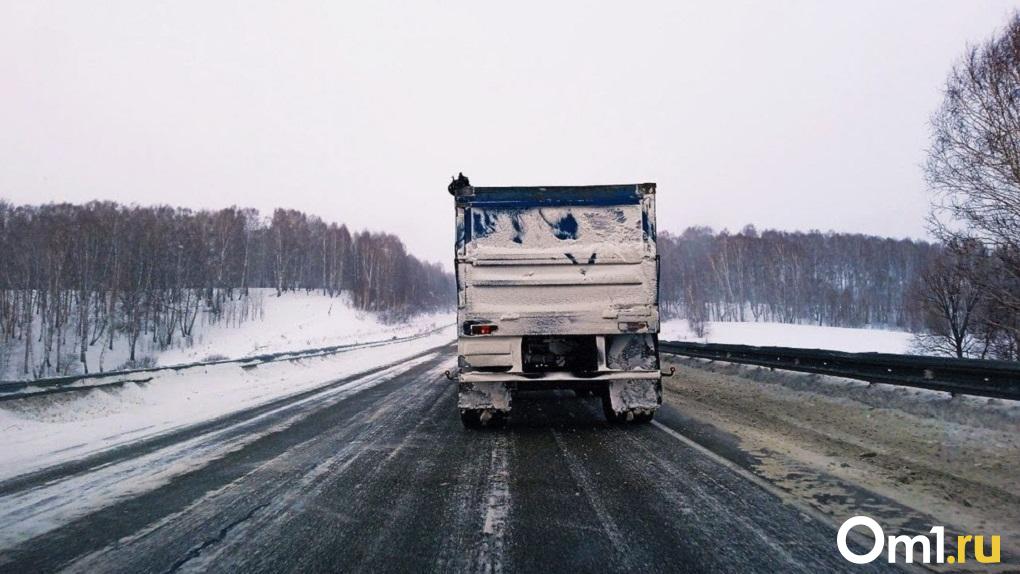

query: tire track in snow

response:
[0,352,441,550]
[623,425,805,568]
[0,339,455,494]
[48,357,457,574]
[475,434,511,574]
[550,429,629,560]
[167,359,459,573]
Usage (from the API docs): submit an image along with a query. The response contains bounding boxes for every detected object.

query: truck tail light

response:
[469,323,498,335]
[618,321,648,332]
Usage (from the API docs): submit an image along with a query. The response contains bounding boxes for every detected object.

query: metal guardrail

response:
[0,324,455,401]
[659,341,1020,401]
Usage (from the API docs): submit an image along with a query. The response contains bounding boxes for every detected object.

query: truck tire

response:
[461,409,506,429]
[461,409,483,428]
[601,392,655,424]
[631,410,655,424]
[601,392,622,423]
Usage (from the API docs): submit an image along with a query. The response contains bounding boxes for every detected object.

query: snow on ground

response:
[157,290,452,365]
[0,325,456,482]
[660,319,914,354]
[0,289,453,380]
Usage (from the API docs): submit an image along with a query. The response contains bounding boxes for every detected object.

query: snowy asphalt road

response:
[0,343,900,573]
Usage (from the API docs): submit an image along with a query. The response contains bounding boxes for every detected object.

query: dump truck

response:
[449,179,662,427]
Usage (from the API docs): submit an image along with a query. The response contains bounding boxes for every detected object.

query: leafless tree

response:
[925,12,1020,356]
[911,242,989,358]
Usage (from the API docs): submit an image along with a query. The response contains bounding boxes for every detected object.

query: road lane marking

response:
[651,420,835,521]
[651,420,932,572]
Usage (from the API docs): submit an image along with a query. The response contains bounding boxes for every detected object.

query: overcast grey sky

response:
[2,1,1018,266]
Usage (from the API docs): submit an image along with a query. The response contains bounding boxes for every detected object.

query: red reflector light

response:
[618,321,648,332]
[470,324,498,335]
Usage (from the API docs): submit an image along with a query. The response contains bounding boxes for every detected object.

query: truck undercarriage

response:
[457,333,662,427]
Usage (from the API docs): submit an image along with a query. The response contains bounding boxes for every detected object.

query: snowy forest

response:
[1,197,947,379]
[659,226,936,332]
[0,201,453,378]
[660,223,1020,361]
[2,189,1016,378]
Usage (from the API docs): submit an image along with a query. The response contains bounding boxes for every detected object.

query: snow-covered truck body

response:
[450,182,662,426]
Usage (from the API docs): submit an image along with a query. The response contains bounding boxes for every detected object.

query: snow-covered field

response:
[0,290,455,480]
[157,290,452,365]
[660,319,914,354]
[0,325,456,482]
[0,289,453,380]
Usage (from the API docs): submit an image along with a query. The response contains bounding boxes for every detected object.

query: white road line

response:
[651,420,835,523]
[651,419,933,573]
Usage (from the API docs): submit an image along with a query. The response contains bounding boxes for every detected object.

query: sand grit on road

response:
[661,355,1020,566]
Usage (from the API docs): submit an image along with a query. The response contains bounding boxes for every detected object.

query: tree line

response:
[659,226,937,336]
[0,201,453,377]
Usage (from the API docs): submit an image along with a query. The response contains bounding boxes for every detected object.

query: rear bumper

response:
[458,333,660,373]
[458,369,660,386]
[457,308,659,337]
[457,370,661,414]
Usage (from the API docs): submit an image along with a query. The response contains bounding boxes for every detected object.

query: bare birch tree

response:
[924,12,1020,359]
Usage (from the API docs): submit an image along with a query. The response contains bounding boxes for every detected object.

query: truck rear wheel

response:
[630,410,654,424]
[601,392,655,424]
[460,409,506,429]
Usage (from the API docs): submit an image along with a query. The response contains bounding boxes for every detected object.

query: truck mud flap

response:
[604,378,661,414]
[458,380,512,412]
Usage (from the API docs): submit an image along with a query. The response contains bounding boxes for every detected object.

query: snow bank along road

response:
[0,341,905,573]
